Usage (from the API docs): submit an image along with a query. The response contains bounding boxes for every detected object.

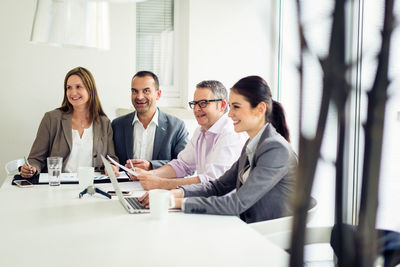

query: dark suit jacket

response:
[28,109,118,174]
[111,108,189,169]
[182,123,297,223]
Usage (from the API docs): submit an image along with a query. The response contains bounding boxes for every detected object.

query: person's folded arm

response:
[156,151,243,192]
[160,176,201,190]
[180,158,240,198]
[138,172,200,190]
[149,159,167,170]
[149,163,177,178]
[183,142,290,216]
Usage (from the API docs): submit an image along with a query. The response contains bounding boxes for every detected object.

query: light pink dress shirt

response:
[168,114,248,183]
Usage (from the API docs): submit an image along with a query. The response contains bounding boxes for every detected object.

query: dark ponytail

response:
[232,76,290,142]
[271,100,290,142]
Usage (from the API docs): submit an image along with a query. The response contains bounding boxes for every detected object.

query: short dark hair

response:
[132,71,160,90]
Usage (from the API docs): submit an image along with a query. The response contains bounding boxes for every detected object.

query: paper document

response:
[93,172,109,180]
[93,172,130,180]
[39,173,79,183]
[107,155,139,177]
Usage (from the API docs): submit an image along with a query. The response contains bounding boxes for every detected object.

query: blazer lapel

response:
[236,140,250,189]
[61,113,73,151]
[152,109,166,159]
[125,112,135,159]
[92,119,101,155]
[254,124,275,158]
[235,124,272,189]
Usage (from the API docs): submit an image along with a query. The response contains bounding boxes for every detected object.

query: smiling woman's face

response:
[66,75,90,109]
[228,90,266,139]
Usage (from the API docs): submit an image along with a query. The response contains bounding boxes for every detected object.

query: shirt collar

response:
[132,108,159,127]
[246,123,268,156]
[202,113,229,135]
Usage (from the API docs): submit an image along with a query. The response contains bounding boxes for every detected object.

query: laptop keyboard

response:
[125,197,146,210]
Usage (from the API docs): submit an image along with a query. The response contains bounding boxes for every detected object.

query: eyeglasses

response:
[188,99,223,109]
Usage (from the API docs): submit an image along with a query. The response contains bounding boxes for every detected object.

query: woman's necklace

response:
[73,117,87,128]
[72,110,89,129]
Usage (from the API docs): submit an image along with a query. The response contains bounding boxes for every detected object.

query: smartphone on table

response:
[14,179,33,188]
[107,190,131,196]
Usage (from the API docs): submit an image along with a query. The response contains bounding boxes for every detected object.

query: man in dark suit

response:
[112,71,188,170]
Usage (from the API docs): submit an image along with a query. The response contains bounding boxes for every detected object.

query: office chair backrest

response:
[250,213,294,237]
[249,197,320,249]
[5,158,25,176]
[266,226,333,250]
[250,197,318,236]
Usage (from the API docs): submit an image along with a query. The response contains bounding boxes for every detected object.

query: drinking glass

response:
[47,157,63,186]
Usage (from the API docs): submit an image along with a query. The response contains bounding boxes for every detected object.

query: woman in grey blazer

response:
[20,67,119,178]
[140,75,297,223]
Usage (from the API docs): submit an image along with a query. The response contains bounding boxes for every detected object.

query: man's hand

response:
[136,170,166,190]
[125,159,151,171]
[128,167,150,181]
[124,160,143,181]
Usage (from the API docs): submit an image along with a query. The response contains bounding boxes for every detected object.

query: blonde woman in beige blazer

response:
[20,67,119,178]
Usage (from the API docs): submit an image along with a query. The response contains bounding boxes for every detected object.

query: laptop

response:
[101,155,149,214]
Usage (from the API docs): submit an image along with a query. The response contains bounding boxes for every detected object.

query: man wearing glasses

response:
[112,71,189,170]
[134,80,248,190]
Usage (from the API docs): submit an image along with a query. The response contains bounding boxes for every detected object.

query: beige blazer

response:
[28,109,118,174]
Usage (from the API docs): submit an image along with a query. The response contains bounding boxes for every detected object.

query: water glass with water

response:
[47,157,63,186]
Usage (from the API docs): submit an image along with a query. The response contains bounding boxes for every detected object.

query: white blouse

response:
[64,124,94,173]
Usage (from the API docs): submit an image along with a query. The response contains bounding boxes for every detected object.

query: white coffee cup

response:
[78,166,94,189]
[149,189,175,219]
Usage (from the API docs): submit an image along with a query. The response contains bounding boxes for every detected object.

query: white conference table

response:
[0,177,289,267]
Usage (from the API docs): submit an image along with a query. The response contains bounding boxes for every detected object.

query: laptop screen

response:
[101,155,127,202]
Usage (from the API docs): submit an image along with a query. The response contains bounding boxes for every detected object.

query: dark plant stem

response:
[356,0,394,266]
[290,0,346,266]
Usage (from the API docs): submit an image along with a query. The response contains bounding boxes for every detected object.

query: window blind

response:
[136,0,174,86]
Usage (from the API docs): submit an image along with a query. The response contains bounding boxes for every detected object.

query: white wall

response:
[0,0,275,185]
[186,0,274,102]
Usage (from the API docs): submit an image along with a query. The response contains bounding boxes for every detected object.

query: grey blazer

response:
[182,124,297,223]
[28,109,118,174]
[111,108,189,169]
